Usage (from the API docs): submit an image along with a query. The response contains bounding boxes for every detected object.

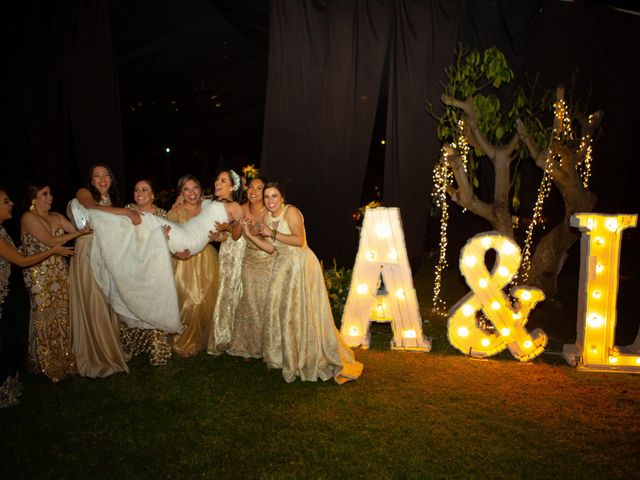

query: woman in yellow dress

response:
[70,164,140,378]
[167,175,220,357]
[119,179,172,366]
[20,182,89,382]
[1,188,74,406]
[227,176,274,360]
[241,182,363,383]
[207,169,246,356]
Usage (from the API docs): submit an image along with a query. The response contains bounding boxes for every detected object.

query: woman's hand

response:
[171,195,184,211]
[173,249,191,260]
[52,244,74,256]
[209,230,223,242]
[214,221,232,232]
[127,209,142,225]
[162,224,171,240]
[79,224,93,235]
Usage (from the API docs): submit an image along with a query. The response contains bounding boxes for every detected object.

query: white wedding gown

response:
[68,199,229,333]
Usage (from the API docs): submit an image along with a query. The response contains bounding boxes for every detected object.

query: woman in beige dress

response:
[207,170,246,356]
[0,188,74,406]
[119,179,172,366]
[167,175,220,357]
[70,164,141,377]
[20,182,89,382]
[241,182,363,383]
[227,176,274,360]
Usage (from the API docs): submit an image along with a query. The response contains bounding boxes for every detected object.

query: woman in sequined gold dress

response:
[241,183,363,383]
[227,176,273,360]
[1,188,74,407]
[20,183,89,382]
[119,179,172,366]
[207,170,245,356]
[70,164,140,378]
[168,175,221,357]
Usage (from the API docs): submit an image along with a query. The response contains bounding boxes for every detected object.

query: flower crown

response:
[242,164,260,180]
[229,169,241,192]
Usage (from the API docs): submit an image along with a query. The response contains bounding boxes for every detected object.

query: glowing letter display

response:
[448,232,547,361]
[340,208,430,351]
[563,213,639,371]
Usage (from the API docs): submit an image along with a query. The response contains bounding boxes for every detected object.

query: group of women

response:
[0,163,362,407]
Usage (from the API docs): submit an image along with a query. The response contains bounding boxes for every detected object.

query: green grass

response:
[1,257,639,479]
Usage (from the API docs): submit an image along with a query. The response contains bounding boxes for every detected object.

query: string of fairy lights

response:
[432,100,595,307]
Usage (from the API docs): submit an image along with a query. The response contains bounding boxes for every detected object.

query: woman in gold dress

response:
[118,179,172,366]
[20,182,89,382]
[227,176,274,360]
[207,170,246,356]
[70,164,141,378]
[241,183,363,383]
[167,175,220,357]
[1,188,74,406]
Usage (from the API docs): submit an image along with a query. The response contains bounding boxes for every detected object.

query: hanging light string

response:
[576,113,595,188]
[431,119,468,316]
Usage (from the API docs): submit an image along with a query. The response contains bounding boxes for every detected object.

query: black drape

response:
[261,0,391,265]
[2,0,124,211]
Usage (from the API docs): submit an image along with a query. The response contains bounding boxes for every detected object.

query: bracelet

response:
[270,229,277,241]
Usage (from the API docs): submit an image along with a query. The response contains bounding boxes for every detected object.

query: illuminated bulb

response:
[491,301,501,310]
[375,223,391,238]
[590,345,598,354]
[587,314,604,328]
[636,358,640,365]
[480,237,492,249]
[502,242,516,255]
[457,326,470,337]
[497,266,509,277]
[481,338,490,347]
[396,289,406,300]
[605,218,618,232]
[609,356,618,364]
[592,290,602,299]
[356,284,368,295]
[520,290,532,301]
[403,329,417,339]
[365,250,376,261]
[349,326,359,337]
[595,264,604,274]
[463,255,477,267]
[478,279,488,289]
[586,218,595,231]
[523,340,532,349]
[500,328,510,337]
[376,303,385,318]
[512,312,522,320]
[461,304,475,317]
[387,249,398,261]
[594,237,604,246]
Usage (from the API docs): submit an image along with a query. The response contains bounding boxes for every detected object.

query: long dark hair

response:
[24,180,49,209]
[87,163,120,207]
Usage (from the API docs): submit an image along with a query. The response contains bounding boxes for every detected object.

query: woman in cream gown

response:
[70,164,141,377]
[168,175,221,357]
[241,183,363,383]
[20,183,89,382]
[207,170,246,356]
[227,176,273,359]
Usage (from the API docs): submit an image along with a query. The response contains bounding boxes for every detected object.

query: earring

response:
[29,201,36,213]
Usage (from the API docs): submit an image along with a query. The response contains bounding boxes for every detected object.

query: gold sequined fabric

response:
[21,230,76,382]
[0,226,12,316]
[227,238,274,359]
[167,207,220,357]
[207,234,246,355]
[262,206,363,383]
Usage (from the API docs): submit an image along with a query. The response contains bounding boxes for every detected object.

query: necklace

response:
[249,204,265,217]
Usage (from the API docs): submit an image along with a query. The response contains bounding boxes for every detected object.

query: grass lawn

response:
[1,255,639,479]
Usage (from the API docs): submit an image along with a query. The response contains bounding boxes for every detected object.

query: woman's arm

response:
[21,212,89,247]
[76,188,141,225]
[262,206,305,247]
[0,237,74,268]
[224,202,244,241]
[241,219,276,254]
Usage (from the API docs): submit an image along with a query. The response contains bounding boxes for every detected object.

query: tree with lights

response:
[431,46,602,313]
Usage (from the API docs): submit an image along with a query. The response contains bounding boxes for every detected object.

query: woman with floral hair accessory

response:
[207,170,246,355]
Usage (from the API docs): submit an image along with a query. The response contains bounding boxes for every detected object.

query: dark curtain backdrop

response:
[262,0,640,270]
[2,0,124,213]
[261,0,391,264]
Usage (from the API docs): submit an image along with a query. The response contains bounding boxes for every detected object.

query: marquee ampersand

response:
[447,232,548,361]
